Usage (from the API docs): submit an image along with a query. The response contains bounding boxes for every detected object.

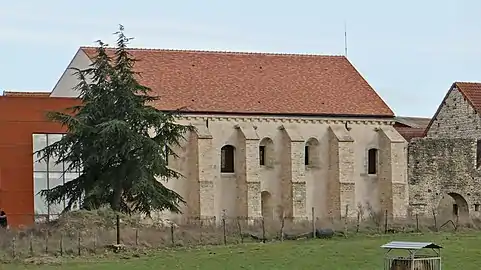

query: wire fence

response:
[0,207,477,261]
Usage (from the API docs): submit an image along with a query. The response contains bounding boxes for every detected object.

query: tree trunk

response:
[111,180,123,212]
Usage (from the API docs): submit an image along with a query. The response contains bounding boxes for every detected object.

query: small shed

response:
[381,241,442,270]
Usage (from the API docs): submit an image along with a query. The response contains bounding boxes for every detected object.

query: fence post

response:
[384,210,388,234]
[311,207,316,238]
[45,229,49,254]
[116,214,121,245]
[416,213,419,232]
[199,219,204,245]
[29,231,34,257]
[170,223,175,246]
[59,233,63,256]
[77,231,81,256]
[432,209,438,232]
[93,232,97,254]
[280,215,285,242]
[261,217,266,243]
[236,217,244,244]
[135,228,139,247]
[356,210,360,233]
[11,236,16,259]
[222,216,227,245]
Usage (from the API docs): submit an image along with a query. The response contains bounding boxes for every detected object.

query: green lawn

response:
[4,232,481,270]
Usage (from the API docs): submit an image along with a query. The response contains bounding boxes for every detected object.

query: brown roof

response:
[394,116,431,128]
[424,82,481,135]
[394,127,426,142]
[3,91,51,97]
[393,116,430,142]
[456,82,481,113]
[80,47,394,117]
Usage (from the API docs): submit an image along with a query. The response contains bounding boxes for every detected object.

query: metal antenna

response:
[344,20,348,57]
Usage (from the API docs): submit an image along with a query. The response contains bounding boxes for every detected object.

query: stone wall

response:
[426,87,481,138]
[159,114,408,223]
[408,138,481,220]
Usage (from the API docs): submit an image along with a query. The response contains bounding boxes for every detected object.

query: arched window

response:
[367,148,378,175]
[305,138,319,166]
[221,145,235,173]
[259,137,274,167]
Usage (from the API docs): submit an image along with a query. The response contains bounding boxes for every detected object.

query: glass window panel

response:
[49,172,65,215]
[32,134,47,152]
[47,134,64,172]
[33,134,48,171]
[49,172,64,188]
[64,172,79,184]
[34,159,48,172]
[34,172,48,215]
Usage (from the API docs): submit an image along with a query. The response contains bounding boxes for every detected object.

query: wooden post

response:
[170,223,175,246]
[356,210,360,233]
[199,219,204,244]
[222,217,227,245]
[11,236,16,259]
[236,218,243,244]
[45,229,49,254]
[135,228,139,247]
[261,217,266,243]
[116,214,121,245]
[77,231,81,256]
[59,233,64,256]
[416,214,419,232]
[29,231,34,257]
[384,210,388,234]
[93,232,97,254]
[311,207,316,238]
[280,215,285,242]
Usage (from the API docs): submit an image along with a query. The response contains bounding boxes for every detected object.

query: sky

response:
[0,0,480,117]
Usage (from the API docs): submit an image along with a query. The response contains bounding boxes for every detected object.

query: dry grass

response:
[0,206,477,264]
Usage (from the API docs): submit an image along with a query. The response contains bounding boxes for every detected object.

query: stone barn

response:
[408,82,481,221]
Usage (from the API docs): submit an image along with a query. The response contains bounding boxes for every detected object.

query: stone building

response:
[0,47,410,226]
[408,82,481,221]
[51,47,411,222]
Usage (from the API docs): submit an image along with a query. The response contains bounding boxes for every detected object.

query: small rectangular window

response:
[368,149,377,175]
[475,204,480,212]
[259,146,266,166]
[305,146,309,165]
[221,146,235,173]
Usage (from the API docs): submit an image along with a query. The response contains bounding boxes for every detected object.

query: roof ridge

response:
[80,46,345,58]
[2,91,51,97]
[455,81,481,85]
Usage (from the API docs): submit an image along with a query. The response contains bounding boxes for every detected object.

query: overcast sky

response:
[1,0,480,117]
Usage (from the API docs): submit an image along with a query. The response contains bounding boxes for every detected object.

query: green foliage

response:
[35,25,194,215]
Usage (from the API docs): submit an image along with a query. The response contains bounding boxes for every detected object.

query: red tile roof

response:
[394,127,427,142]
[393,116,431,142]
[80,47,394,117]
[456,82,481,113]
[3,91,51,97]
[424,82,481,135]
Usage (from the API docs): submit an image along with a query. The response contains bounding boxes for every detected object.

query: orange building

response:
[0,93,78,226]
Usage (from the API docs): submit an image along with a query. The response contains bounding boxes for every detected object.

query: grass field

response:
[3,232,481,270]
